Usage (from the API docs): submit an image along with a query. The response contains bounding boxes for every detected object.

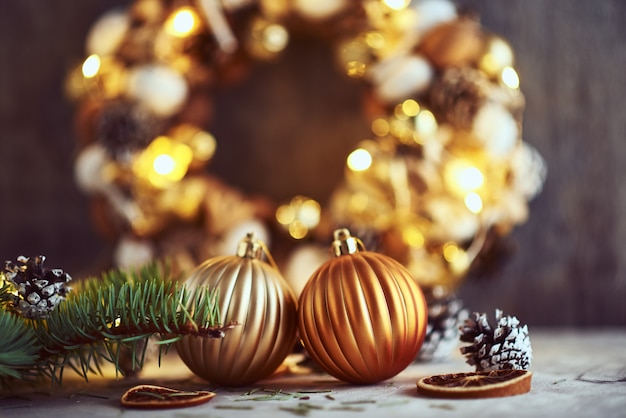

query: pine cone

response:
[429,67,492,130]
[4,255,72,319]
[417,291,469,362]
[459,309,532,371]
[95,100,161,158]
[428,67,525,130]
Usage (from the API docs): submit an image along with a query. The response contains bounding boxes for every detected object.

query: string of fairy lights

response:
[68,0,545,294]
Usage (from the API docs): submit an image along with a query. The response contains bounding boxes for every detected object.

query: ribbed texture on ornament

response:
[176,256,298,386]
[298,252,427,384]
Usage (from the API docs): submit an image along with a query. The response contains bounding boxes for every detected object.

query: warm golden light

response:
[337,36,373,78]
[464,192,483,214]
[82,54,101,78]
[347,148,373,172]
[480,36,514,77]
[166,7,200,37]
[169,124,217,163]
[262,23,289,52]
[442,242,459,262]
[403,225,425,248]
[389,119,410,141]
[349,192,369,211]
[346,61,367,77]
[459,166,484,191]
[299,199,322,227]
[401,99,420,117]
[383,0,410,11]
[445,160,485,196]
[415,110,438,135]
[133,136,193,188]
[0,273,18,297]
[364,31,385,50]
[276,205,295,225]
[289,221,308,240]
[248,17,290,59]
[190,131,216,161]
[443,243,471,274]
[394,104,409,121]
[276,196,321,239]
[501,66,520,89]
[371,118,390,137]
[153,154,176,175]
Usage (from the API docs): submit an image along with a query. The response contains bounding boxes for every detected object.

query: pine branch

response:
[0,263,232,386]
[0,309,41,382]
[0,279,14,306]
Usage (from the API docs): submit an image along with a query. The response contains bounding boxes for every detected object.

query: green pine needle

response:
[0,310,41,381]
[0,278,15,307]
[0,262,231,386]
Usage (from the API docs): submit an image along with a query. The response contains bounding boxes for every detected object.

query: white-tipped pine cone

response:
[459,309,532,371]
[417,291,468,362]
[4,255,72,319]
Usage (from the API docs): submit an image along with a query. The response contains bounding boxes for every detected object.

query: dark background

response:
[0,1,625,326]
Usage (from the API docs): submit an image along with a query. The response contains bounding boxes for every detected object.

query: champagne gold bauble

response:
[176,233,298,386]
[297,228,428,384]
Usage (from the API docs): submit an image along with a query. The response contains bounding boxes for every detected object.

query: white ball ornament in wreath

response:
[68,0,545,295]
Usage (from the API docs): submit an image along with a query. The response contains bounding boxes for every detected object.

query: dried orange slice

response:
[120,384,216,409]
[416,370,532,399]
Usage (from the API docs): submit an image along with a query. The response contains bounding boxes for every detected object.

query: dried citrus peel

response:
[416,370,532,399]
[120,384,216,409]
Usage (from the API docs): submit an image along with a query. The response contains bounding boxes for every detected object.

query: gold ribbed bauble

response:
[176,232,298,386]
[297,228,428,384]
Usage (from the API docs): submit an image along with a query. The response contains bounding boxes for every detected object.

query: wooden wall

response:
[0,0,624,326]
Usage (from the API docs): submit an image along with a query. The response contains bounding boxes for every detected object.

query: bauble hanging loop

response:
[176,232,298,386]
[297,228,428,384]
[331,227,363,256]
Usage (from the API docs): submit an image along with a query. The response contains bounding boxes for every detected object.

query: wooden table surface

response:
[1,328,625,418]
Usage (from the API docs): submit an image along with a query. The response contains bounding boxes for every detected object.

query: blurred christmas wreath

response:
[67,0,545,300]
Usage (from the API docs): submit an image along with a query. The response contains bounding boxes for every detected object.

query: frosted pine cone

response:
[417,291,468,362]
[4,255,72,319]
[95,99,160,158]
[459,309,531,371]
[429,67,525,130]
